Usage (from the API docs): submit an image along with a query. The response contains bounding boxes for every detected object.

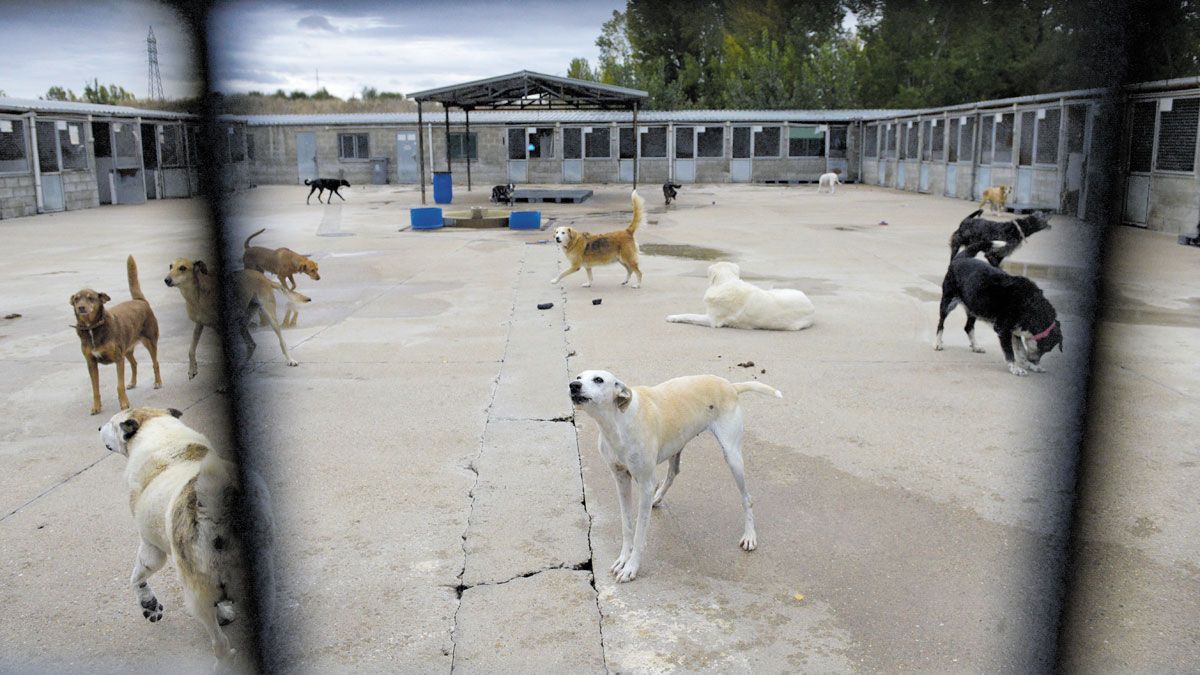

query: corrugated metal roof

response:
[0,97,196,120]
[225,108,913,127]
[408,70,648,103]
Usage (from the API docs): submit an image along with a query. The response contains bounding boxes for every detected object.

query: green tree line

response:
[568,0,1200,110]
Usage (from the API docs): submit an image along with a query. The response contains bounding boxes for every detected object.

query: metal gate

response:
[111,122,146,204]
[35,121,66,211]
[674,126,695,183]
[1123,175,1150,224]
[395,132,418,182]
[877,159,886,186]
[945,164,958,197]
[974,167,992,200]
[918,164,931,193]
[561,128,581,183]
[1015,168,1034,205]
[897,162,907,189]
[296,132,317,183]
[731,127,751,182]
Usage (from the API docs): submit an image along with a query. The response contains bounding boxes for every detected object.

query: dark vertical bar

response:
[465,107,472,191]
[417,101,426,205]
[444,106,452,173]
[632,101,639,190]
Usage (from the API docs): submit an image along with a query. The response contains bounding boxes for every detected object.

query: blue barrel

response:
[433,172,453,204]
[410,207,443,230]
[509,211,541,230]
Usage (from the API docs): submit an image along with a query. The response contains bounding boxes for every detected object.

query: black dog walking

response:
[934,241,1063,376]
[948,210,1051,266]
[305,178,351,205]
[663,182,682,205]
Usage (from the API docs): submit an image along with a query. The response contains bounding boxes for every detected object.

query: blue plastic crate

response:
[410,207,443,230]
[508,210,541,230]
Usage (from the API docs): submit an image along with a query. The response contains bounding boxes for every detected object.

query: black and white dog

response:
[491,183,515,206]
[304,178,350,205]
[948,210,1051,266]
[663,182,682,205]
[935,241,1063,376]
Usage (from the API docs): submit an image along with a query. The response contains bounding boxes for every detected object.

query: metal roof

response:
[407,70,648,110]
[0,96,196,120]
[226,108,911,127]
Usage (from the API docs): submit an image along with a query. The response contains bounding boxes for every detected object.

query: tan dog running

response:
[164,258,309,378]
[100,407,249,667]
[570,370,782,582]
[551,191,644,288]
[243,228,320,327]
[979,185,1012,213]
[71,256,162,415]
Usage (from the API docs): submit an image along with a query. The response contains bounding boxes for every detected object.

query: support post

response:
[417,101,426,205]
[444,106,452,173]
[632,102,639,190]
[465,107,472,191]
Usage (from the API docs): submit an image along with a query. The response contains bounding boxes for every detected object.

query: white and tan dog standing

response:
[667,261,815,330]
[570,370,782,582]
[100,407,248,667]
[817,171,842,194]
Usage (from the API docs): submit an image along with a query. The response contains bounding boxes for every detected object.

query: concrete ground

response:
[0,181,1192,672]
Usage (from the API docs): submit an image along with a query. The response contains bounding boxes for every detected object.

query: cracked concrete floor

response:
[0,183,1193,671]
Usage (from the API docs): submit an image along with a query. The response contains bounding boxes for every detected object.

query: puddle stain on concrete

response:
[1101,292,1200,328]
[640,244,729,260]
[903,286,942,303]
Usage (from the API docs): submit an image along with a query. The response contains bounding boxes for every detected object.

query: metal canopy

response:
[409,72,648,204]
[408,70,648,111]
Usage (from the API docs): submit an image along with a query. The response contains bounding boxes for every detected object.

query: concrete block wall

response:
[62,171,99,210]
[0,174,37,219]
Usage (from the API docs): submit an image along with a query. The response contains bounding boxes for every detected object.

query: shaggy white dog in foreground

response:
[666,261,816,330]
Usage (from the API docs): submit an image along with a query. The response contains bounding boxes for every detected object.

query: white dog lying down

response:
[666,261,815,330]
[817,171,841,194]
[570,370,782,582]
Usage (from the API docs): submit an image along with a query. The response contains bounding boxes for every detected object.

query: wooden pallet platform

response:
[511,189,594,204]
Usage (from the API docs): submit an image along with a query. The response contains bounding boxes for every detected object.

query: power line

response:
[147,25,164,101]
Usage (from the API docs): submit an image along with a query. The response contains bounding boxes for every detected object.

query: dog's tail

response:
[733,381,783,399]
[244,227,266,249]
[303,179,311,186]
[268,278,311,305]
[627,190,646,234]
[126,255,146,302]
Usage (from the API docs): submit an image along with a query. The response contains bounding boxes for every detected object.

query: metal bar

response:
[465,107,472,192]
[444,106,452,173]
[26,113,44,213]
[632,102,639,190]
[417,101,426,204]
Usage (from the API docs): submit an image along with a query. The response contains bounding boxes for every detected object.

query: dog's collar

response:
[1013,219,1027,242]
[1031,320,1056,341]
[72,315,106,348]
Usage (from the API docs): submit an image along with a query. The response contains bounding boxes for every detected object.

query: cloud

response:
[297,15,338,32]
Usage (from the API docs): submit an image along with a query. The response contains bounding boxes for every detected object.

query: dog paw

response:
[141,596,164,623]
[188,367,198,380]
[286,359,299,367]
[1008,364,1028,376]
[119,401,130,411]
[127,382,136,390]
[581,282,591,288]
[609,554,629,575]
[933,342,943,351]
[153,381,162,389]
[216,601,236,626]
[1027,363,1045,373]
[90,405,102,415]
[630,283,640,289]
[740,532,758,551]
[614,559,639,583]
[970,346,987,354]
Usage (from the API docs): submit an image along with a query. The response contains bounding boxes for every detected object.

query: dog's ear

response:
[614,381,633,412]
[69,292,79,306]
[120,418,140,440]
[194,260,209,275]
[98,292,111,304]
[168,408,183,418]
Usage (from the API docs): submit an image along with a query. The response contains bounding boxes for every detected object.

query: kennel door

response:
[1122,175,1150,225]
[918,164,931,193]
[296,132,317,184]
[395,132,419,183]
[974,167,992,201]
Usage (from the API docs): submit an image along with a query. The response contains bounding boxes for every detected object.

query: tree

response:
[45,86,79,101]
[566,58,596,81]
[81,79,136,105]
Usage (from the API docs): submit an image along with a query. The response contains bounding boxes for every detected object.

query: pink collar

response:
[1031,320,1057,341]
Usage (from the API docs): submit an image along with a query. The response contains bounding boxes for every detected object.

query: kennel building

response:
[0,97,205,219]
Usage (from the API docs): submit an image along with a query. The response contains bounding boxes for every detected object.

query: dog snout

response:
[569,381,582,392]
[163,277,173,287]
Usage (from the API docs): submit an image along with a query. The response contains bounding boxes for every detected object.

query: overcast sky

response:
[209,0,626,98]
[0,0,625,100]
[0,1,201,99]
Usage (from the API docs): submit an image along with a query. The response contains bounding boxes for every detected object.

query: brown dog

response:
[979,185,1012,213]
[242,228,320,289]
[164,258,310,378]
[551,190,644,288]
[71,256,162,415]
